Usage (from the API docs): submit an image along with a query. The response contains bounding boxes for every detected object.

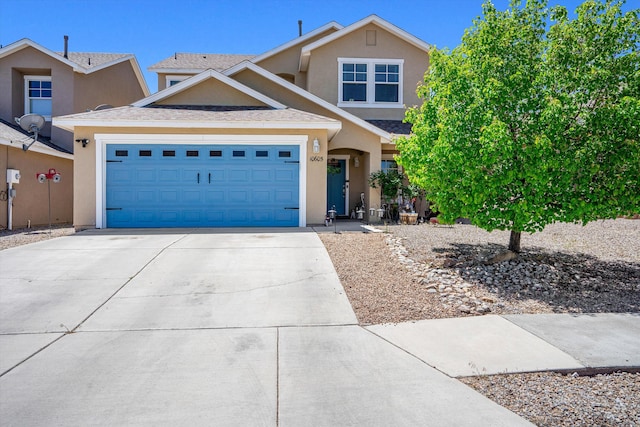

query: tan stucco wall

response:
[254,27,339,89]
[156,79,268,106]
[1,46,147,152]
[74,60,147,113]
[72,126,329,228]
[1,145,73,228]
[305,23,429,120]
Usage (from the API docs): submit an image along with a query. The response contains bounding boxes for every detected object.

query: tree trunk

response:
[509,230,522,253]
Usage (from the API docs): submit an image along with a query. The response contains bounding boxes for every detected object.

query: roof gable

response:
[132,69,286,109]
[0,38,150,96]
[224,61,391,143]
[299,15,431,71]
[251,21,343,65]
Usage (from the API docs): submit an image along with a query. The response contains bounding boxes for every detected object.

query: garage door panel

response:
[106,143,300,227]
[160,190,179,203]
[252,191,271,203]
[110,170,133,182]
[159,211,179,222]
[205,190,225,203]
[252,169,271,181]
[136,191,155,203]
[183,211,202,222]
[136,169,155,181]
[135,211,156,223]
[158,169,179,181]
[275,189,296,203]
[110,190,134,203]
[183,190,202,203]
[229,190,249,203]
[229,169,249,181]
[275,169,295,182]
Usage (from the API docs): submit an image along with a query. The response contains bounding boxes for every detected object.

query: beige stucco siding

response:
[306,23,429,120]
[254,27,339,89]
[74,60,147,113]
[155,79,269,107]
[0,145,73,228]
[72,126,329,228]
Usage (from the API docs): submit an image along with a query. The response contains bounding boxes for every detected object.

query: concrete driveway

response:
[0,229,529,426]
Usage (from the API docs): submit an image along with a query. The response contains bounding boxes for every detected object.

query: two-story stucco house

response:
[0,37,150,229]
[54,15,429,229]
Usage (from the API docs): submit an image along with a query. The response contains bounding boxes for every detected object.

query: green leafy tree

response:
[397,0,639,252]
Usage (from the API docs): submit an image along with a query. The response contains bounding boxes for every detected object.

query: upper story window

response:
[338,58,403,108]
[24,76,52,120]
[165,75,189,87]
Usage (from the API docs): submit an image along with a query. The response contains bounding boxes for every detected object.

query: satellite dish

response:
[15,114,46,152]
[94,104,113,111]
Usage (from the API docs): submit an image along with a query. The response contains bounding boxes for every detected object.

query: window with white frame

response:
[24,76,52,119]
[339,58,403,107]
[165,75,189,87]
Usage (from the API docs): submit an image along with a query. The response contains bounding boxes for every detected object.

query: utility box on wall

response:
[6,169,21,184]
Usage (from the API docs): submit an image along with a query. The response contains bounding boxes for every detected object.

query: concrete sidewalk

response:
[368,313,640,377]
[1,229,638,426]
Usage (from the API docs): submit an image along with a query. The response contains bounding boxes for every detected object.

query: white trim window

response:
[24,76,52,120]
[338,58,403,108]
[165,75,190,87]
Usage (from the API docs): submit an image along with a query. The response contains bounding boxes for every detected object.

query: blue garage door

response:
[106,144,300,227]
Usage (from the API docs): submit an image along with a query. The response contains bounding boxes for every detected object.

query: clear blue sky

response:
[0,0,627,92]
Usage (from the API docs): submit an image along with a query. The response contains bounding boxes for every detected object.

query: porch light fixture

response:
[76,138,90,148]
[312,138,320,154]
[354,156,360,168]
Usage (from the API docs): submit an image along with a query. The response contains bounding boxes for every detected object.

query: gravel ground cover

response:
[460,372,640,426]
[0,225,75,250]
[318,219,639,426]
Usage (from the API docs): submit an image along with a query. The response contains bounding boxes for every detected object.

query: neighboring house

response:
[0,37,150,229]
[0,119,73,229]
[53,15,430,229]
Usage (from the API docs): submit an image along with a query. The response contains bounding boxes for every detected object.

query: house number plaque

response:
[310,156,324,162]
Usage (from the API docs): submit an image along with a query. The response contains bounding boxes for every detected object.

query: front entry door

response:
[327,159,346,215]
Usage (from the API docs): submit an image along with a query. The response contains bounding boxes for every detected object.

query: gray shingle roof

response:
[56,105,338,124]
[366,120,412,136]
[0,118,72,154]
[56,52,131,69]
[149,53,254,71]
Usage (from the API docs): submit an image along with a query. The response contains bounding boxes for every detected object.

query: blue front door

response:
[105,144,299,227]
[327,159,346,215]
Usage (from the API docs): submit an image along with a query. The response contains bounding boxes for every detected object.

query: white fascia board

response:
[0,38,85,72]
[147,68,206,74]
[53,117,341,132]
[251,21,343,64]
[131,69,286,109]
[224,61,391,143]
[299,14,432,71]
